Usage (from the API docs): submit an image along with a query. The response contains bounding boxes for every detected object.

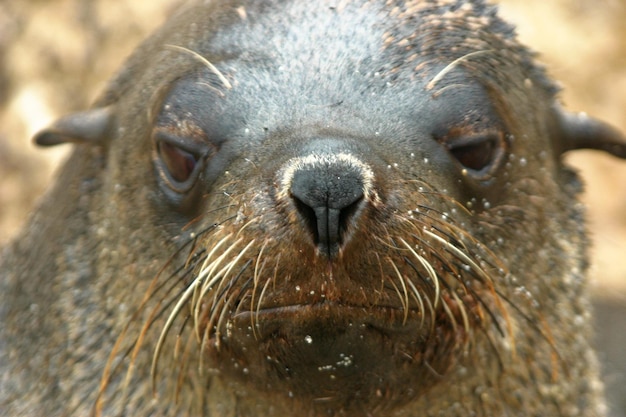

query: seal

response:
[1,1,625,416]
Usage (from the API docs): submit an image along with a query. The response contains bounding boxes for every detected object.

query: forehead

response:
[157,1,529,115]
[107,0,555,121]
[200,0,519,81]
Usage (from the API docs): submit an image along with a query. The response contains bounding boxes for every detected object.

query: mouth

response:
[231,301,427,340]
[217,301,437,380]
[205,298,461,408]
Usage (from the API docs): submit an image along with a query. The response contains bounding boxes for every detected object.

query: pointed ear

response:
[33,106,113,147]
[551,105,626,159]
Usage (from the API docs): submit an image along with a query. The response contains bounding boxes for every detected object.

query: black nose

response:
[289,158,366,259]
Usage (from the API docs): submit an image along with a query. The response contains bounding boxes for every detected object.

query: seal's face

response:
[142,2,520,410]
[31,0,626,416]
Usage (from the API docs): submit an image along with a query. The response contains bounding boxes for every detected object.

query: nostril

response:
[292,194,320,245]
[338,194,363,241]
[289,165,366,258]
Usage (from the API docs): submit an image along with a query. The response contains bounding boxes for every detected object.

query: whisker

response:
[174,313,191,361]
[199,239,255,325]
[423,295,436,335]
[201,294,226,353]
[152,275,204,389]
[440,295,458,335]
[464,284,505,338]
[426,50,492,91]
[256,276,273,328]
[95,231,211,416]
[251,241,269,340]
[165,44,233,90]
[199,257,243,352]
[193,236,240,340]
[423,229,493,286]
[399,238,441,309]
[215,293,237,348]
[387,258,409,325]
[403,274,426,329]
[450,291,470,337]
[175,325,196,402]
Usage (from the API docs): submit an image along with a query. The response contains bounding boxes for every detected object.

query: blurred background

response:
[0,0,624,415]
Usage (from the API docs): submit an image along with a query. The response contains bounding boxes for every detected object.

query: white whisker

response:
[387,259,409,324]
[165,44,233,90]
[400,238,441,309]
[426,50,492,91]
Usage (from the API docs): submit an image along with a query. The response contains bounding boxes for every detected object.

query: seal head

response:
[2,1,626,416]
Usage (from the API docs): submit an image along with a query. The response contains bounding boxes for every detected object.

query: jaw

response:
[202,299,468,414]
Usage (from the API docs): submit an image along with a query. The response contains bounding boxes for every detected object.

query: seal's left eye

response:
[446,134,499,172]
[436,130,506,177]
[154,132,207,193]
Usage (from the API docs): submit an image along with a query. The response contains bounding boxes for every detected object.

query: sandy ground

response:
[1,0,625,415]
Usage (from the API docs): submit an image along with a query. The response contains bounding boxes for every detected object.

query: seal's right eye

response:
[154,131,208,194]
[158,141,198,183]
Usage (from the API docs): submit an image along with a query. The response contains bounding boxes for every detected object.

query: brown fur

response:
[1,1,625,416]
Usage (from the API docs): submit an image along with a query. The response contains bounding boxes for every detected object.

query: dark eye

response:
[154,132,207,193]
[158,141,199,183]
[438,131,505,176]
[447,135,498,172]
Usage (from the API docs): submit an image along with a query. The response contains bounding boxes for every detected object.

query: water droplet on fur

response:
[305,335,313,344]
[336,354,353,367]
[519,157,527,167]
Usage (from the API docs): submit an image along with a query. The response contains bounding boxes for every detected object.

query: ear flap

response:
[551,105,626,159]
[33,106,113,147]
